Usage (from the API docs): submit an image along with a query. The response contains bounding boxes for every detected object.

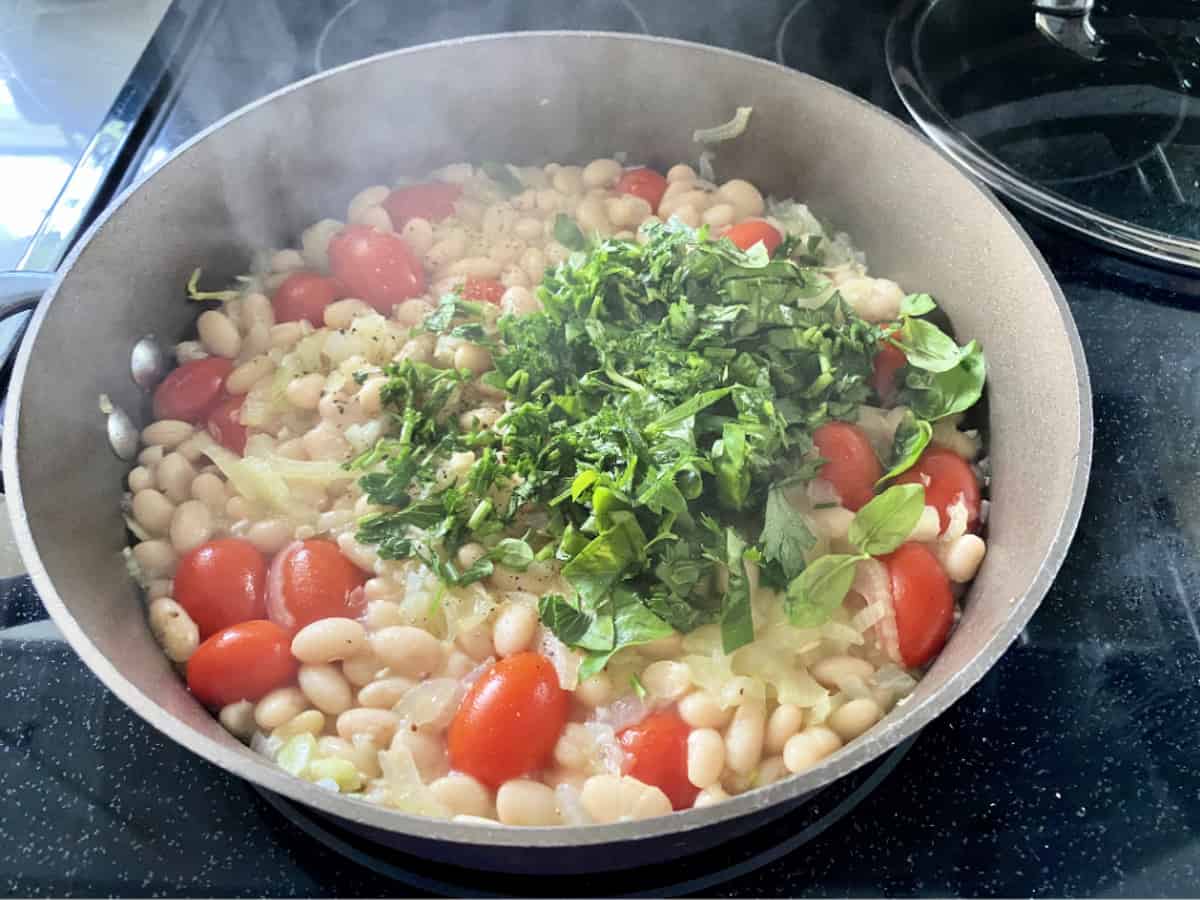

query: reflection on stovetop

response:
[6,0,1200,895]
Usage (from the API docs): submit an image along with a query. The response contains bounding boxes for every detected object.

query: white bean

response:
[641,660,690,701]
[455,621,495,662]
[157,453,196,504]
[679,691,733,730]
[828,697,884,742]
[270,249,305,273]
[224,356,273,396]
[809,655,875,691]
[939,533,987,582]
[271,709,326,739]
[146,579,173,601]
[580,774,672,823]
[318,734,382,778]
[132,540,176,580]
[218,700,256,741]
[756,755,789,786]
[147,597,198,663]
[138,445,165,467]
[400,217,435,256]
[430,774,492,819]
[357,676,415,709]
[492,602,537,657]
[496,779,561,826]
[291,617,367,664]
[666,164,696,183]
[285,372,325,410]
[131,489,174,536]
[482,204,519,239]
[342,651,385,687]
[173,435,209,464]
[390,729,446,781]
[670,204,701,228]
[572,673,612,709]
[520,248,548,283]
[246,518,292,554]
[606,195,652,229]
[169,500,212,554]
[582,158,622,188]
[348,185,390,223]
[369,626,444,678]
[301,218,343,271]
[702,203,736,229]
[141,420,193,449]
[324,298,373,330]
[298,663,354,715]
[190,472,227,513]
[397,333,435,364]
[254,687,308,731]
[453,343,492,376]
[393,298,433,329]
[364,600,404,631]
[693,785,729,808]
[660,189,709,219]
[783,726,843,773]
[197,310,241,358]
[128,466,155,493]
[724,697,766,775]
[336,707,400,745]
[576,195,612,235]
[301,420,351,460]
[716,179,765,218]
[765,703,805,754]
[270,321,305,349]
[687,728,726,789]
[174,340,208,363]
[241,291,275,332]
[425,234,467,271]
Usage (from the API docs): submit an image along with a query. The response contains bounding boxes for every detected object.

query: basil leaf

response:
[903,340,986,420]
[578,588,674,679]
[876,413,932,485]
[712,423,750,511]
[847,483,926,556]
[644,387,734,436]
[900,292,937,317]
[489,538,535,570]
[553,213,587,251]
[759,486,815,582]
[896,318,964,373]
[720,528,755,653]
[481,161,523,196]
[785,553,860,627]
[538,594,592,645]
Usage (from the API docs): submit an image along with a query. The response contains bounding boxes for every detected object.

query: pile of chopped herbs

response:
[352,219,984,674]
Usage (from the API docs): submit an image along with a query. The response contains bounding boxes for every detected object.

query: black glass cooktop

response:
[5,0,1200,896]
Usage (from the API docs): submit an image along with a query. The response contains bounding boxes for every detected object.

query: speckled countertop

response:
[3,0,1200,895]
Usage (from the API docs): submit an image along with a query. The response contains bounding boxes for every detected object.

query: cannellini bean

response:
[132,539,176,580]
[455,621,495,662]
[433,450,475,490]
[336,707,400,745]
[364,600,404,631]
[270,321,305,350]
[765,703,805,754]
[218,700,256,741]
[270,249,305,273]
[242,322,272,358]
[536,188,564,214]
[425,234,468,271]
[393,298,434,329]
[783,726,843,773]
[397,333,435,364]
[141,420,193,449]
[938,533,987,582]
[138,445,164,467]
[496,779,562,826]
[641,660,690,701]
[716,179,765,218]
[190,472,227,513]
[606,195,652,228]
[687,728,726,789]
[640,633,683,659]
[453,343,492,376]
[348,185,390,223]
[661,179,695,206]
[147,597,198,662]
[693,785,729,808]
[580,774,672,823]
[286,372,325,410]
[809,655,875,691]
[146,579,173,601]
[301,420,351,461]
[369,626,444,678]
[520,247,548,283]
[131,489,174,535]
[724,697,766,775]
[482,204,519,239]
[390,728,447,781]
[492,602,537,657]
[514,217,544,241]
[552,723,598,772]
[173,435,209,464]
[298,663,354,715]
[128,466,155,493]
[501,285,540,317]
[272,709,326,739]
[455,199,485,226]
[318,734,382,778]
[400,217,435,256]
[574,672,614,708]
[837,277,904,323]
[169,500,212,554]
[300,218,343,271]
[355,377,388,417]
[254,687,308,731]
[457,406,501,431]
[828,697,884,741]
[447,256,502,280]
[679,691,734,730]
[291,617,366,664]
[756,755,789,786]
[670,205,701,228]
[225,496,255,520]
[197,310,241,358]
[583,158,622,188]
[552,166,584,195]
[324,298,373,330]
[342,651,385,687]
[175,340,208,363]
[156,453,196,504]
[357,675,415,709]
[907,505,941,543]
[702,203,736,229]
[430,774,492,818]
[667,163,696,183]
[241,291,275,332]
[246,518,292,554]
[576,195,612,235]
[660,189,709,219]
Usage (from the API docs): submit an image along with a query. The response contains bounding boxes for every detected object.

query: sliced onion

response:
[394,678,461,731]
[583,722,625,773]
[872,663,918,698]
[462,656,495,689]
[941,496,969,542]
[555,783,593,825]
[592,693,651,733]
[265,541,300,632]
[378,747,450,817]
[692,106,753,144]
[537,627,581,691]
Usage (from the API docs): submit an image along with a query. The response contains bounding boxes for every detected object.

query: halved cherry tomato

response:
[174,538,267,638]
[723,220,783,256]
[152,357,233,423]
[328,224,426,315]
[871,341,907,402]
[272,271,342,324]
[895,446,981,534]
[266,539,368,633]
[186,620,298,708]
[206,394,247,454]
[462,277,506,305]
[615,167,669,213]
[881,542,954,667]
[618,711,697,811]
[447,652,568,789]
[381,182,462,227]
[812,421,883,511]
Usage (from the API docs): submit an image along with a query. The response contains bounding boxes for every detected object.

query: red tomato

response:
[894,446,981,534]
[328,224,425,315]
[174,538,268,638]
[812,421,883,511]
[447,652,569,789]
[616,167,669,213]
[618,711,697,811]
[266,539,368,633]
[186,620,298,708]
[272,272,341,324]
[152,357,233,423]
[871,341,907,402]
[206,394,247,454]
[462,277,506,305]
[881,542,954,667]
[381,182,462,227]
[723,220,783,255]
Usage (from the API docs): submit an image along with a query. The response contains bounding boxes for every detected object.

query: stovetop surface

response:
[4,0,1200,896]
